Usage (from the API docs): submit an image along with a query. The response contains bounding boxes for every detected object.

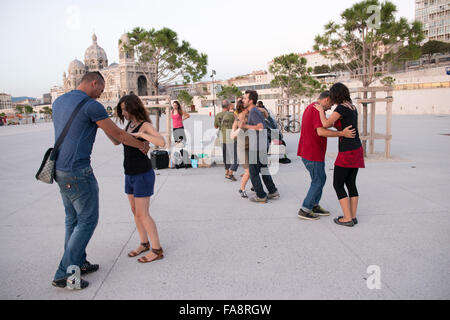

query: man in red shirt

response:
[297,91,355,221]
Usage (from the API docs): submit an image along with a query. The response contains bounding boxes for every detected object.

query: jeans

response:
[249,161,277,199]
[223,142,239,172]
[54,166,99,280]
[302,158,326,211]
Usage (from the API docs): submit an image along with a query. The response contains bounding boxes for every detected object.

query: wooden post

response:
[356,92,362,134]
[286,99,290,119]
[369,90,376,154]
[386,89,393,159]
[166,104,171,150]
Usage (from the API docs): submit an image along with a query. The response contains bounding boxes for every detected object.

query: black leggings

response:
[333,166,359,200]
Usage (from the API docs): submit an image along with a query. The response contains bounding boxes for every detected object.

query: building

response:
[13,98,38,107]
[0,93,13,110]
[42,93,52,105]
[54,33,156,108]
[415,0,450,42]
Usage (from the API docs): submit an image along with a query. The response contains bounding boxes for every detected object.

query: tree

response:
[313,64,331,74]
[177,90,193,108]
[217,85,243,102]
[314,0,424,85]
[15,105,24,115]
[380,76,396,87]
[23,105,34,124]
[123,27,208,131]
[421,40,450,63]
[314,0,424,154]
[269,53,325,100]
[42,106,52,121]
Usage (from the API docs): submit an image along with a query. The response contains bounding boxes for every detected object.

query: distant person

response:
[241,90,279,203]
[32,115,36,124]
[51,72,150,290]
[297,91,356,221]
[215,100,239,181]
[231,99,250,198]
[107,95,166,263]
[315,83,365,227]
[171,101,190,144]
[229,101,236,113]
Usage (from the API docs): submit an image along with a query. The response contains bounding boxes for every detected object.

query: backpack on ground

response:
[173,149,191,169]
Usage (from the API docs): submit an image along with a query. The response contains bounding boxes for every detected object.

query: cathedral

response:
[59,33,155,110]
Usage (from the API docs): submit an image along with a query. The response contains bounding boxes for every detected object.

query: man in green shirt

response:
[215,100,239,181]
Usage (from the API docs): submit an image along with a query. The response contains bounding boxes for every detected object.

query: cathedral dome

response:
[68,59,85,75]
[84,33,108,71]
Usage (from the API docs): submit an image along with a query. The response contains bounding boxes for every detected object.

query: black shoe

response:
[334,217,355,227]
[298,209,320,221]
[251,187,255,192]
[80,260,99,275]
[338,216,358,225]
[52,278,89,290]
[312,205,330,216]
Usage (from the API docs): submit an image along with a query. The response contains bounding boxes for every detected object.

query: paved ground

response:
[0,114,449,300]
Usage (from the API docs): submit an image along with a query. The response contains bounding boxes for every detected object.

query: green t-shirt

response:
[215,111,236,144]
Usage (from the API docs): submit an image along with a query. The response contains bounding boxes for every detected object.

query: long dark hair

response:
[117,95,151,124]
[236,99,246,114]
[172,100,183,115]
[330,83,352,105]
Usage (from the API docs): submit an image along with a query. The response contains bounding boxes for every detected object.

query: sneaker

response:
[267,191,280,200]
[298,209,320,221]
[312,205,330,216]
[250,196,268,203]
[239,190,248,198]
[229,174,237,182]
[80,260,99,275]
[52,278,89,290]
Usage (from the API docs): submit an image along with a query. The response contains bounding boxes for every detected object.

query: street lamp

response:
[210,70,216,117]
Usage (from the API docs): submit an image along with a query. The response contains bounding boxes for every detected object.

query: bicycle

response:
[276,115,301,133]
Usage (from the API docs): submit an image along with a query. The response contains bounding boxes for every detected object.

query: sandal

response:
[138,248,164,263]
[128,242,150,257]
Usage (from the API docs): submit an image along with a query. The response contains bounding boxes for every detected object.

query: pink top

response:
[172,112,183,129]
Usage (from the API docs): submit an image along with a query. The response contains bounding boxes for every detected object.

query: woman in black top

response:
[108,95,166,263]
[315,83,365,228]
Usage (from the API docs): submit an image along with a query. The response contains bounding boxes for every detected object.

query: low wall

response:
[391,87,450,115]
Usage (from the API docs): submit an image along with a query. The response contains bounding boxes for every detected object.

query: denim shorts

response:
[125,169,155,198]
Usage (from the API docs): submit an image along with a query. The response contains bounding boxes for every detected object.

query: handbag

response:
[35,97,90,184]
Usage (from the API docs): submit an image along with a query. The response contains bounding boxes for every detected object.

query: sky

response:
[0,0,415,97]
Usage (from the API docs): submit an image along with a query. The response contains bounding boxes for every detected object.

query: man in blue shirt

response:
[51,72,150,290]
[240,90,279,203]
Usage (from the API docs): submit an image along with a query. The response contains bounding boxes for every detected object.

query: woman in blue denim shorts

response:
[107,95,166,263]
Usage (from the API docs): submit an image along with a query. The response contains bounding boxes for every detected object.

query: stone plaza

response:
[0,114,449,300]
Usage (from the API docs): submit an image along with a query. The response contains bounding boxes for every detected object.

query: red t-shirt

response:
[297,103,327,162]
